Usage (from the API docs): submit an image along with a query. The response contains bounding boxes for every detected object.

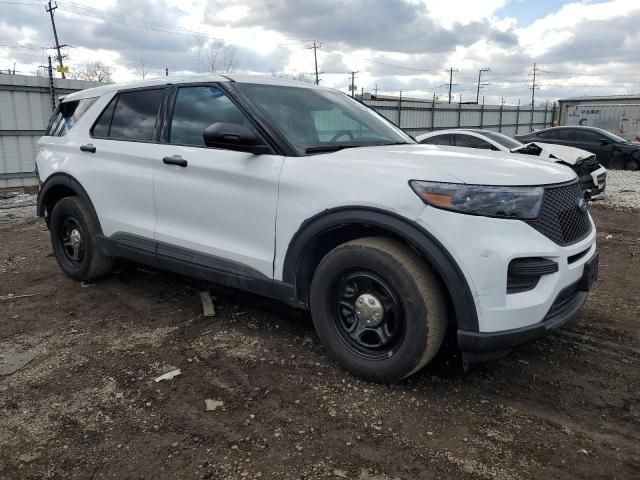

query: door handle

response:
[80,144,96,153]
[162,155,188,167]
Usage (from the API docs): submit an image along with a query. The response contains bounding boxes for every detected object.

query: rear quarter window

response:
[45,97,98,136]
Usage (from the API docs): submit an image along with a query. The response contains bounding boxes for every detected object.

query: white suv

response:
[36,75,598,382]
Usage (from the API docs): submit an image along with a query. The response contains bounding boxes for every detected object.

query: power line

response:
[322,43,432,73]
[56,0,225,41]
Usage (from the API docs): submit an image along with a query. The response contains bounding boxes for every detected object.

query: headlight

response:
[409,180,544,220]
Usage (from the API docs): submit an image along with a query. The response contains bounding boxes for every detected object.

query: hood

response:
[510,142,594,165]
[329,144,576,186]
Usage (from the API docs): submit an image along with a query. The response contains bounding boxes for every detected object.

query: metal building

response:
[0,74,105,188]
[558,95,640,140]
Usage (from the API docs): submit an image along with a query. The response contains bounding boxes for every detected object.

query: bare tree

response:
[192,39,238,73]
[70,61,113,83]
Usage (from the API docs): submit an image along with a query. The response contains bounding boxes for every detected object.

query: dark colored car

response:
[515,126,640,170]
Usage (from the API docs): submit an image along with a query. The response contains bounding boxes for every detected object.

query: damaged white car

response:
[417,129,606,200]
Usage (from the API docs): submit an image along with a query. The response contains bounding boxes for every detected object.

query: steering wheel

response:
[330,130,355,142]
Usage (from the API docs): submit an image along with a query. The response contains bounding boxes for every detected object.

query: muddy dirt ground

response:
[0,206,639,479]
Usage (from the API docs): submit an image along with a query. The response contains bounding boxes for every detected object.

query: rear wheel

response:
[50,196,113,281]
[626,158,639,171]
[310,237,446,383]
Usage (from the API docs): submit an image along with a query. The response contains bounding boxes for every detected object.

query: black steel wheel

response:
[49,196,114,281]
[310,237,447,383]
[59,216,85,265]
[331,270,405,359]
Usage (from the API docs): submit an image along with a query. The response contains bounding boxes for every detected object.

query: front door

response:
[153,84,283,278]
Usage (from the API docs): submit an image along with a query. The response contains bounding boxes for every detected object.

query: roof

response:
[558,94,640,102]
[63,74,327,102]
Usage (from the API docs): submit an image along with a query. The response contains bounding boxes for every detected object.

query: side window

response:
[45,97,97,136]
[453,134,493,149]
[574,129,602,143]
[169,86,257,147]
[538,129,573,141]
[91,96,117,138]
[108,89,165,142]
[420,134,451,146]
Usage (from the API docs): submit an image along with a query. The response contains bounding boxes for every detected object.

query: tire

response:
[50,196,114,281]
[310,237,447,383]
[626,159,639,171]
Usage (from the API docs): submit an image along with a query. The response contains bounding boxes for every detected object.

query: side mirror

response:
[203,122,270,154]
[599,138,611,146]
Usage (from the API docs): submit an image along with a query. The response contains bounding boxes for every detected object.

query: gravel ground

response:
[0,195,639,479]
[0,192,37,224]
[599,170,640,211]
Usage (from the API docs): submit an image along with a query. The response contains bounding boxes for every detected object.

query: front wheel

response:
[50,196,114,281]
[310,237,447,383]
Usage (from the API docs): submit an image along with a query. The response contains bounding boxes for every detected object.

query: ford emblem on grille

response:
[577,197,587,213]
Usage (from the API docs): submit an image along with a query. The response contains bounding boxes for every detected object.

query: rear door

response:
[152,84,284,278]
[86,87,167,241]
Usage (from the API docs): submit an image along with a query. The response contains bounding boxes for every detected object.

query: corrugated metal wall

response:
[0,74,104,188]
[363,99,554,138]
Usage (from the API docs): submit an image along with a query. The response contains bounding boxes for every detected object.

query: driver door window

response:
[169,86,258,147]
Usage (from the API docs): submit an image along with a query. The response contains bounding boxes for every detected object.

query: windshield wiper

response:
[378,141,413,146]
[305,144,361,154]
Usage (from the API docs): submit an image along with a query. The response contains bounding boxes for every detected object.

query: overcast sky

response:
[1,0,639,104]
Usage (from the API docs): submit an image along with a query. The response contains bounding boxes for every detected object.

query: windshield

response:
[479,130,523,150]
[235,83,414,155]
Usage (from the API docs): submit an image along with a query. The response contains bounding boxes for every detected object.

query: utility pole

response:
[307,41,321,85]
[476,68,489,104]
[374,84,378,98]
[530,63,539,132]
[447,67,458,104]
[46,1,66,78]
[350,71,358,98]
[40,56,56,112]
[530,62,539,107]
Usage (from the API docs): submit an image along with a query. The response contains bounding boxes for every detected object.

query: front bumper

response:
[458,251,597,360]
[416,200,597,358]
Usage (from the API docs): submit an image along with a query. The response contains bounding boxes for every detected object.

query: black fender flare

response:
[282,207,479,332]
[37,172,103,234]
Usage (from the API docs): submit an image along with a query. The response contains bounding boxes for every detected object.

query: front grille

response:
[527,181,592,246]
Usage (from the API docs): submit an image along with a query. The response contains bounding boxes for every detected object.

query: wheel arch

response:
[281,207,479,332]
[37,172,103,234]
